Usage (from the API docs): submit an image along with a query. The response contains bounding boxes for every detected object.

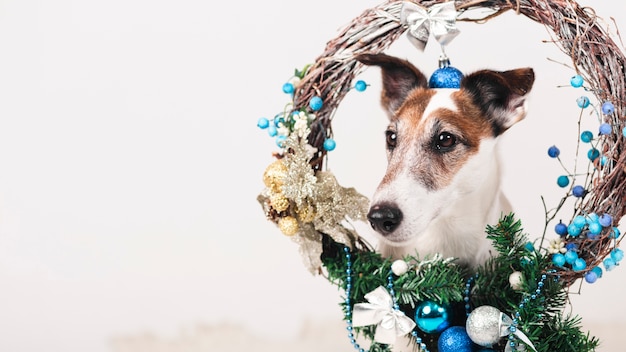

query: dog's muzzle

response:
[367,204,403,235]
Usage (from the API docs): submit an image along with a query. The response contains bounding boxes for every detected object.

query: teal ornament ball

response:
[429,66,463,89]
[438,326,473,352]
[415,300,450,333]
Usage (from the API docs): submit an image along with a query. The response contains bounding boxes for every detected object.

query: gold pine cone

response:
[278,216,299,236]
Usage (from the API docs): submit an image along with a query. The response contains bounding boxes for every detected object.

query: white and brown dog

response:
[356,53,534,268]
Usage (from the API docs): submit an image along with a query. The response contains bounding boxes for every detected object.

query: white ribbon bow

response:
[352,286,416,345]
[400,1,460,51]
[500,312,538,352]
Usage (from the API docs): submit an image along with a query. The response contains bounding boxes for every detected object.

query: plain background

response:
[0,0,624,351]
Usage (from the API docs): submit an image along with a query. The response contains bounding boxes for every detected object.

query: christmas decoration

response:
[257,0,625,351]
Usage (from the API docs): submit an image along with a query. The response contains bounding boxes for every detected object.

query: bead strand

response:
[464,274,477,316]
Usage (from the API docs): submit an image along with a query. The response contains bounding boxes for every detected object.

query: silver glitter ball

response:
[465,305,502,347]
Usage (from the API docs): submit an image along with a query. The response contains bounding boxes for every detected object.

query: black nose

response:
[367,204,403,235]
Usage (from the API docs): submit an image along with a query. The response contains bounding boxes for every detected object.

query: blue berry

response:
[586,213,599,224]
[604,257,617,271]
[599,213,613,227]
[282,82,295,94]
[573,258,587,271]
[547,145,560,158]
[565,250,578,264]
[568,222,582,237]
[555,222,568,235]
[601,101,615,115]
[585,271,598,283]
[570,75,584,88]
[601,156,608,166]
[323,138,336,151]
[557,175,570,188]
[257,117,270,129]
[354,80,367,92]
[580,131,593,143]
[572,185,585,197]
[611,248,624,263]
[565,243,578,251]
[587,148,600,161]
[610,227,621,239]
[552,253,566,266]
[591,266,603,278]
[573,215,586,228]
[599,123,612,135]
[588,221,602,236]
[268,125,278,137]
[309,96,323,111]
[276,135,287,148]
[623,126,626,138]
[576,96,590,108]
[525,241,535,252]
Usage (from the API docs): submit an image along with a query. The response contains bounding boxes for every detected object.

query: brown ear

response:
[355,53,428,117]
[460,68,535,135]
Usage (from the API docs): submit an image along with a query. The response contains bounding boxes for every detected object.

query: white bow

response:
[500,312,538,352]
[400,1,460,51]
[352,286,416,345]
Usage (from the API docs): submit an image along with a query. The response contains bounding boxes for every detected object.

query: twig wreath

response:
[257,0,625,351]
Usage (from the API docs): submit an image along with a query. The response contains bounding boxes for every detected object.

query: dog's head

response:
[356,53,534,246]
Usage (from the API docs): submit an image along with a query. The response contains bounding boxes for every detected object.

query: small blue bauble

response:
[572,185,586,197]
[438,326,473,352]
[323,138,336,151]
[565,250,579,264]
[555,222,568,235]
[588,222,602,235]
[309,96,324,111]
[591,266,603,278]
[567,223,582,237]
[257,117,270,129]
[573,215,586,228]
[604,257,616,271]
[429,66,464,89]
[599,213,613,227]
[282,82,295,94]
[552,253,566,266]
[547,145,560,158]
[580,130,593,143]
[275,135,287,148]
[599,123,612,135]
[268,125,278,137]
[354,80,367,92]
[610,227,621,239]
[415,300,450,333]
[570,75,584,88]
[586,213,599,224]
[573,258,587,271]
[585,271,598,284]
[557,175,570,188]
[587,148,600,161]
[611,248,624,263]
[601,101,615,115]
[576,96,590,108]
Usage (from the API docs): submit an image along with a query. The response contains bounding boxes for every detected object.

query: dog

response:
[356,53,534,269]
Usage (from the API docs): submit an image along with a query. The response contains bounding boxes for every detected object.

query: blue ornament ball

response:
[580,130,593,143]
[438,326,473,352]
[415,300,450,333]
[282,82,295,94]
[354,80,367,92]
[572,185,586,198]
[601,101,615,115]
[309,96,324,111]
[552,253,566,266]
[429,66,464,89]
[555,222,568,235]
[599,123,612,135]
[547,145,560,158]
[570,75,584,88]
[323,138,336,151]
[557,175,570,188]
[576,96,590,108]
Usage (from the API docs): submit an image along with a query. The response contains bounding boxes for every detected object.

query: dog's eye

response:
[435,132,457,151]
[386,131,397,149]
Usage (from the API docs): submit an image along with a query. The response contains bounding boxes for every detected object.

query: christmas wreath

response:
[257,1,625,351]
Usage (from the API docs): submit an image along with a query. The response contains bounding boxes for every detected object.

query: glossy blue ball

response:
[557,175,570,188]
[547,145,560,158]
[599,213,613,227]
[309,96,323,111]
[552,253,566,266]
[586,213,599,224]
[323,138,336,151]
[580,131,593,143]
[591,266,603,278]
[267,125,278,137]
[587,148,600,161]
[570,75,584,88]
[555,222,568,235]
[573,258,587,271]
[429,66,464,89]
[438,326,473,352]
[573,215,586,228]
[601,101,615,115]
[354,80,367,92]
[604,257,616,271]
[257,117,270,129]
[415,301,450,333]
[576,96,590,108]
[611,248,624,263]
[588,222,602,235]
[565,250,579,264]
[585,271,598,283]
[572,185,586,197]
[599,123,612,135]
[567,223,582,237]
[282,82,295,94]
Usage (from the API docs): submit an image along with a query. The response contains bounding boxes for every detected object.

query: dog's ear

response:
[355,53,428,117]
[461,68,535,135]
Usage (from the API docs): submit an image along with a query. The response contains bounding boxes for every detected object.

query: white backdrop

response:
[0,1,624,351]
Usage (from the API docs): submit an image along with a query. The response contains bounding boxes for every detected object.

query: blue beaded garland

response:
[557,175,570,188]
[354,80,367,92]
[438,326,473,352]
[547,145,560,158]
[580,130,593,143]
[570,75,584,87]
[599,123,612,135]
[309,96,323,111]
[572,185,586,198]
[601,101,615,115]
[576,96,590,108]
